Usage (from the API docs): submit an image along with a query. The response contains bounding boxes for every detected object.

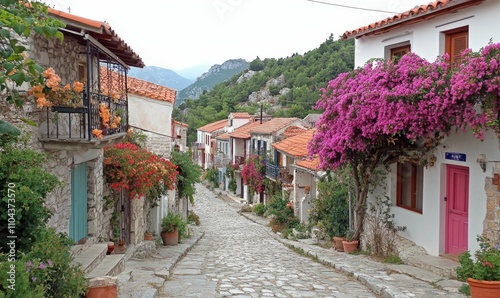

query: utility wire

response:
[305,0,399,14]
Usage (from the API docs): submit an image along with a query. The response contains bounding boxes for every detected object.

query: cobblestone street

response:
[159,184,376,298]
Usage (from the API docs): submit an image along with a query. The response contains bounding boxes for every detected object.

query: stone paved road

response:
[159,184,377,298]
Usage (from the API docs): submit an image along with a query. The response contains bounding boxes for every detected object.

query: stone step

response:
[405,254,459,279]
[72,243,108,275]
[86,254,126,279]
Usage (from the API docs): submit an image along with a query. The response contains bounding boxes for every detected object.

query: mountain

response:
[128,66,193,91]
[176,59,249,105]
[174,36,355,145]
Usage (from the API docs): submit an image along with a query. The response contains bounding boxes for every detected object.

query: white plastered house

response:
[342,0,500,256]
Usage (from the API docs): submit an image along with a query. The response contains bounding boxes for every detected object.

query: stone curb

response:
[118,229,205,298]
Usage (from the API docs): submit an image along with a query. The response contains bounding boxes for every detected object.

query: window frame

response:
[396,162,423,213]
[390,45,411,61]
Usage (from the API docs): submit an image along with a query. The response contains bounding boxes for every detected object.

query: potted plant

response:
[456,235,500,297]
[342,230,359,253]
[161,212,183,246]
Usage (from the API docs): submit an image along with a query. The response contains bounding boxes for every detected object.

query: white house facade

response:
[343,0,500,256]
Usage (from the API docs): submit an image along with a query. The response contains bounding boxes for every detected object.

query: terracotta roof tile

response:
[48,8,144,68]
[173,120,189,127]
[197,119,227,133]
[230,112,251,119]
[272,129,315,158]
[342,0,483,39]
[99,67,176,103]
[229,122,262,139]
[127,76,176,104]
[250,118,299,134]
[216,133,230,140]
[282,126,307,138]
[296,157,320,171]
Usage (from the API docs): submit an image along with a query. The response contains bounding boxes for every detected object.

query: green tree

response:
[0,0,65,134]
[171,150,202,204]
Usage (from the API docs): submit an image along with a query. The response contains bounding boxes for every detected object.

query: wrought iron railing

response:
[42,91,127,141]
[266,164,281,180]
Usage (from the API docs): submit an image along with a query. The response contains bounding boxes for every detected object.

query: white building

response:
[342,0,500,256]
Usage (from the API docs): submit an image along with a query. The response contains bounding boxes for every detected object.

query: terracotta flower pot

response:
[342,240,359,253]
[144,233,153,241]
[272,224,279,233]
[161,229,179,246]
[333,236,346,252]
[468,278,500,298]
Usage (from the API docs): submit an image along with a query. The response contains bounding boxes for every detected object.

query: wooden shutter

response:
[391,45,411,61]
[446,29,468,66]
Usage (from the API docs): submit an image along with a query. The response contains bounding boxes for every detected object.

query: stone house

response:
[24,8,145,249]
[342,0,500,256]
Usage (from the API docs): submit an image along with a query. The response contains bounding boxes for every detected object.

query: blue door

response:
[70,162,88,242]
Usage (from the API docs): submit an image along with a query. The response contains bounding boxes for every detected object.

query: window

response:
[396,162,423,213]
[78,62,87,82]
[391,45,411,61]
[445,27,468,66]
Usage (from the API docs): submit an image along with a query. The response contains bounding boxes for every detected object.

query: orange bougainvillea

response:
[30,67,84,108]
[104,143,178,199]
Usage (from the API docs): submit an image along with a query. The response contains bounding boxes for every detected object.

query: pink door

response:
[446,165,469,255]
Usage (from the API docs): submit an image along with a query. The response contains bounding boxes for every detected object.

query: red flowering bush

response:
[104,143,177,199]
[241,155,264,196]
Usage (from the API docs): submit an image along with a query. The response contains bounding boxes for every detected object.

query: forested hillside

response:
[174,35,355,144]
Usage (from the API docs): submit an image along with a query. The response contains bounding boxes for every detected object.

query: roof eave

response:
[342,0,485,40]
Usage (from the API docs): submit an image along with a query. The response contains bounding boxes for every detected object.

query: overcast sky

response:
[42,0,426,74]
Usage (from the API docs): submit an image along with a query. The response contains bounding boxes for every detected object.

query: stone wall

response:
[484,164,500,244]
[143,130,172,158]
[0,33,110,242]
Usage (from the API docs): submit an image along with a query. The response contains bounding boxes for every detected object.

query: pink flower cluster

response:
[310,43,500,170]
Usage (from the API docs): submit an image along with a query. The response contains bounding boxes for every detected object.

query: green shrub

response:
[253,203,267,216]
[309,173,349,238]
[0,228,87,298]
[0,135,59,252]
[187,210,200,226]
[204,168,218,189]
[161,212,184,233]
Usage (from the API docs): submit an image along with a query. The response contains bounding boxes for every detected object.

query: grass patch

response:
[384,254,404,264]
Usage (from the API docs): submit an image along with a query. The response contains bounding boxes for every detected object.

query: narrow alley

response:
[159,184,377,298]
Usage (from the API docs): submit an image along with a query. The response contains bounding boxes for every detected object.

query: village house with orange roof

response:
[342,0,500,258]
[227,121,265,198]
[271,129,319,224]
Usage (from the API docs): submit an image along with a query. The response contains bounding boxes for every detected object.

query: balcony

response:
[40,93,127,151]
[266,164,282,180]
[39,39,128,151]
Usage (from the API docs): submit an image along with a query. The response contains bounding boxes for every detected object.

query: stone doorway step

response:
[72,243,127,278]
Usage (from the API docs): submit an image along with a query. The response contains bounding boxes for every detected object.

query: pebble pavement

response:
[118,183,466,298]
